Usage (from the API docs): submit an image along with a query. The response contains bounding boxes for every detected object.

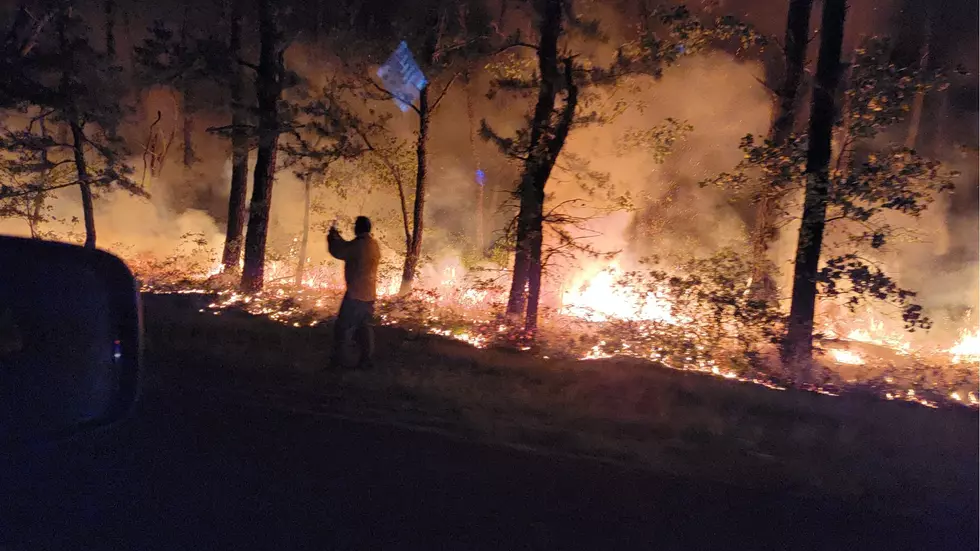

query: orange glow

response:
[560,263,676,323]
[135,250,976,409]
[821,307,913,356]
[828,348,865,365]
[949,328,980,364]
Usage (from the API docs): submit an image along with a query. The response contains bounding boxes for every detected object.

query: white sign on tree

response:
[377,41,428,112]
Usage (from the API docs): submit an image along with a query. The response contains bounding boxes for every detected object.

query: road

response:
[1,363,976,551]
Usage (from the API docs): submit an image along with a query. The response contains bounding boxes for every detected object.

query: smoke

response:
[2,0,976,350]
[544,52,773,267]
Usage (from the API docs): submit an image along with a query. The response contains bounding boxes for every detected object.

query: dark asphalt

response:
[1,366,977,550]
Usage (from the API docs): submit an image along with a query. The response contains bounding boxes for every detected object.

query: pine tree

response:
[337,0,494,294]
[239,0,285,292]
[220,0,250,272]
[749,0,814,298]
[484,1,765,334]
[1,6,139,248]
[705,32,956,376]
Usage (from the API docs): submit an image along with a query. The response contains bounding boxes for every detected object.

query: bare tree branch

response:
[1,179,82,199]
[206,123,257,133]
[237,58,259,72]
[429,71,461,112]
[364,77,423,116]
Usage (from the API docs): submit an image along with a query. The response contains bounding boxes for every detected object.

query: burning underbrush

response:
[125,236,979,410]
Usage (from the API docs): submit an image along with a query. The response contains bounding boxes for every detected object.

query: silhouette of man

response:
[327,216,381,369]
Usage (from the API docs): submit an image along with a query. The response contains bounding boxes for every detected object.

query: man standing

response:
[327,216,381,369]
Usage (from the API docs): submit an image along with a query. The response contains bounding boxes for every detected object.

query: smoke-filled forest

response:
[1,0,978,405]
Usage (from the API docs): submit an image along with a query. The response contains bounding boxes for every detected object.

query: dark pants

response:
[332,294,375,369]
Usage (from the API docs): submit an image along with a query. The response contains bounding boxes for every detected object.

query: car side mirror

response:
[0,236,142,443]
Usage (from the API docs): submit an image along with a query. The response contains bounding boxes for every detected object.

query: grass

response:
[142,292,978,519]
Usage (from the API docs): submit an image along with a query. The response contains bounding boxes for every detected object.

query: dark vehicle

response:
[0,236,141,444]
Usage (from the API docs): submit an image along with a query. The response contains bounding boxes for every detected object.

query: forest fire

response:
[1,0,977,419]
[134,249,978,410]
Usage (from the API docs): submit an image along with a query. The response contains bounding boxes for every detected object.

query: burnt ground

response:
[0,292,976,550]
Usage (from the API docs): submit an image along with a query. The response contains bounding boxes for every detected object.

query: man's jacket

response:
[327,232,381,302]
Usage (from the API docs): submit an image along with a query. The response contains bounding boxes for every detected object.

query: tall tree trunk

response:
[240,0,283,293]
[524,226,543,331]
[182,104,194,168]
[58,14,96,249]
[399,86,430,294]
[395,170,411,252]
[221,0,249,272]
[104,0,115,57]
[180,5,194,169]
[295,175,312,286]
[904,11,931,150]
[832,48,860,173]
[506,0,563,317]
[397,4,445,294]
[29,115,50,238]
[525,59,577,333]
[507,179,534,315]
[770,0,814,146]
[70,120,96,249]
[781,0,847,374]
[750,0,814,298]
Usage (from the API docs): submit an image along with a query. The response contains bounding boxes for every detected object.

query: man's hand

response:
[326,226,348,260]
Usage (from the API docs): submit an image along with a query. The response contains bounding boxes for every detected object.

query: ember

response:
[828,348,865,365]
[128,245,978,411]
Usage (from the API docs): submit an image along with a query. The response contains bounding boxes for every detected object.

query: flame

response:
[429,328,488,348]
[828,348,866,365]
[822,307,913,355]
[949,328,980,364]
[128,244,977,409]
[561,263,676,323]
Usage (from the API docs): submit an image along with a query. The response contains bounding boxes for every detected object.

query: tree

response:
[498,0,573,333]
[483,2,765,334]
[0,4,54,107]
[161,0,259,273]
[178,5,196,169]
[133,10,225,182]
[903,4,932,150]
[705,24,956,373]
[282,84,368,285]
[0,6,138,248]
[344,0,493,294]
[104,0,115,58]
[599,249,784,373]
[749,0,814,298]
[220,0,250,272]
[355,125,415,254]
[132,21,188,182]
[0,115,60,237]
[239,0,285,292]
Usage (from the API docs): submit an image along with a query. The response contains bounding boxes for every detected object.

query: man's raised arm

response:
[327,228,353,260]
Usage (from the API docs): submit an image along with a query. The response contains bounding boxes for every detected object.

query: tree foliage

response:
[0,7,140,246]
[703,36,957,341]
[480,1,763,332]
[589,249,784,373]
